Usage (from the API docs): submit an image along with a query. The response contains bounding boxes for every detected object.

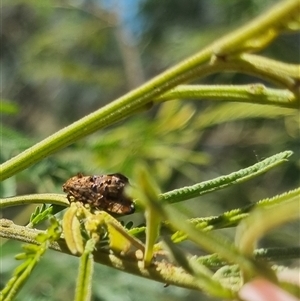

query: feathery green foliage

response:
[1,1,299,300]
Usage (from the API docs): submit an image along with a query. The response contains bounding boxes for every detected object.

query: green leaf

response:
[29,204,53,227]
[160,150,293,204]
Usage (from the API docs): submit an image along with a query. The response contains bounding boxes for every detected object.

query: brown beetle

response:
[62,173,135,215]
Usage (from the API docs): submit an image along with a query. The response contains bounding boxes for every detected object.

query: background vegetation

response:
[1,0,299,300]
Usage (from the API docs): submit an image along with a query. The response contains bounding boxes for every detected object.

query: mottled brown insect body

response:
[62,173,135,215]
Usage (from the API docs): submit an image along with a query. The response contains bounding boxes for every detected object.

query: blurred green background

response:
[1,0,299,300]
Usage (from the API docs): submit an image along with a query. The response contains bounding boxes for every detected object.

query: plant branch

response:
[1,0,298,181]
[210,0,299,56]
[231,54,300,92]
[0,194,69,209]
[0,219,204,291]
[155,84,297,108]
[1,219,299,267]
[188,54,299,91]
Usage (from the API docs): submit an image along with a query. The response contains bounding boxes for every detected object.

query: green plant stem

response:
[1,216,298,294]
[191,54,299,91]
[156,84,297,108]
[75,240,95,301]
[155,54,300,100]
[1,219,298,268]
[0,219,205,291]
[0,194,69,209]
[232,54,300,92]
[1,0,298,181]
[210,0,299,56]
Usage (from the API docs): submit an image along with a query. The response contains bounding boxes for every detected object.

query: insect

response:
[62,173,135,215]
